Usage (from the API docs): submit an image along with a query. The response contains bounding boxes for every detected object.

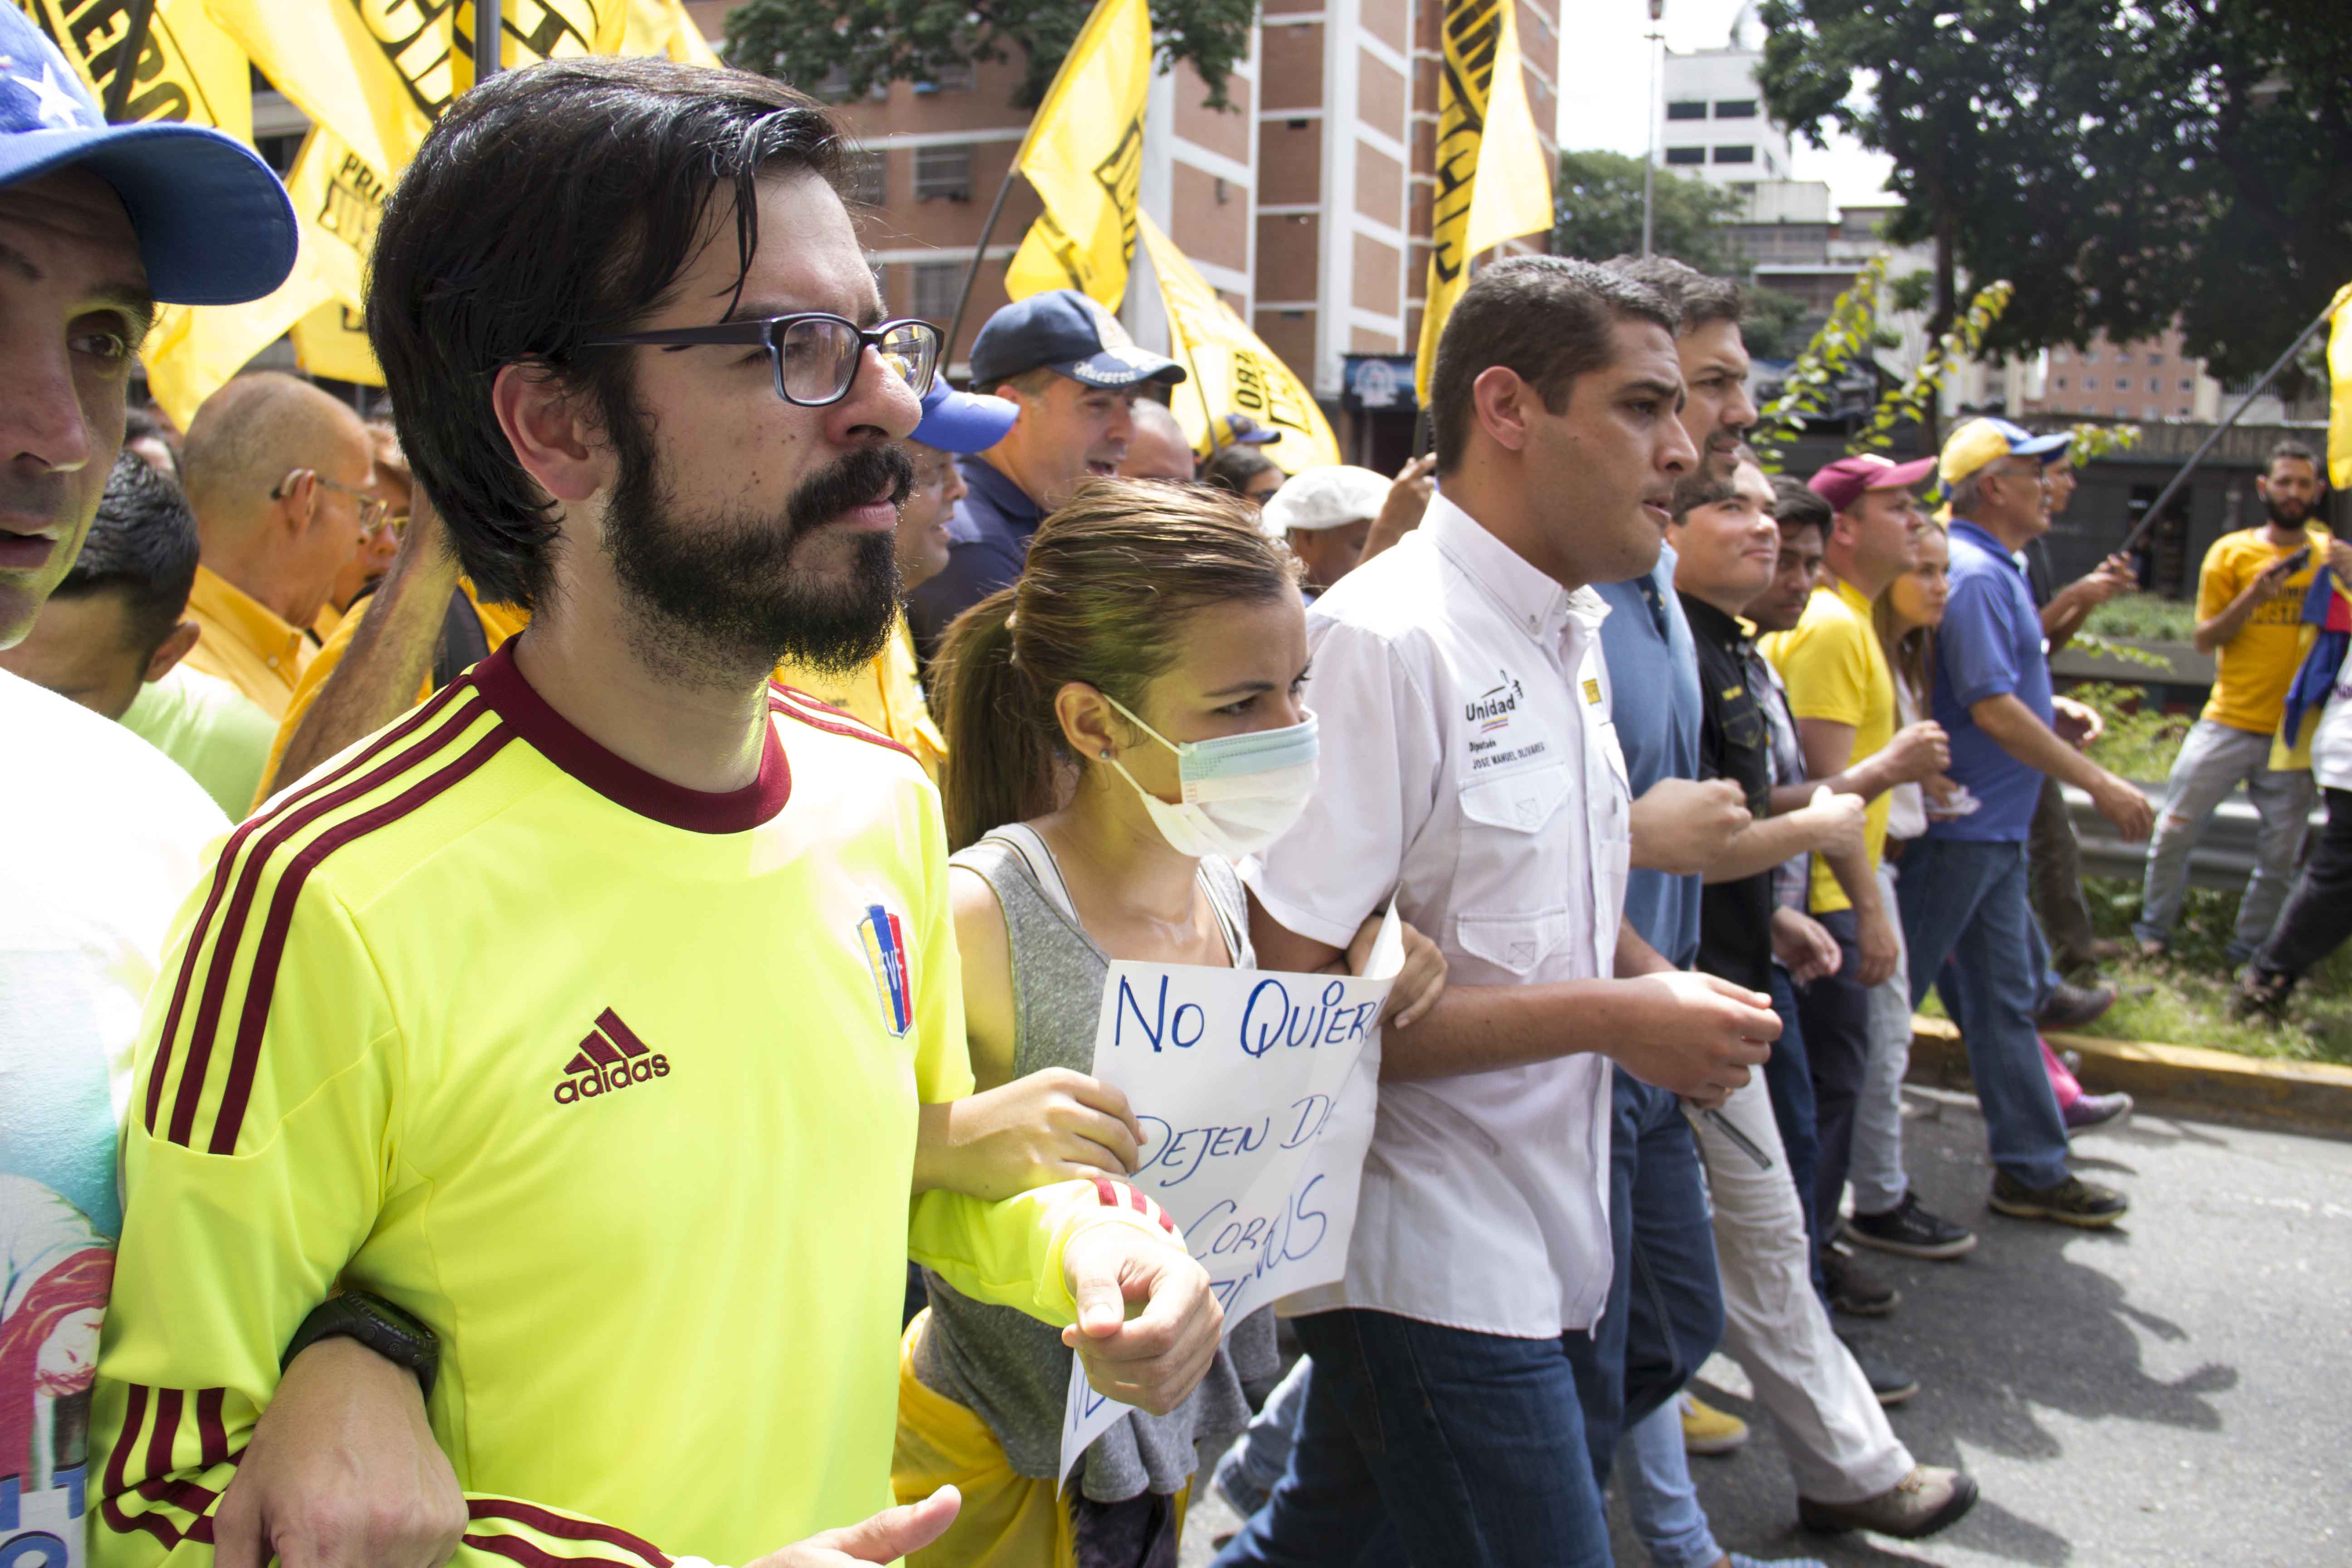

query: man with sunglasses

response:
[174,372,378,719]
[95,57,1220,1568]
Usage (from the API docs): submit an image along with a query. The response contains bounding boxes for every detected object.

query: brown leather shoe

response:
[1800,1465,1980,1539]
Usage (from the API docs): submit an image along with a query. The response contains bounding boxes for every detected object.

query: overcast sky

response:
[1552,0,1896,210]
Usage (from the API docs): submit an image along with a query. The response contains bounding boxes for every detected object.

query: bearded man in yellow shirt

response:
[2136,440,2347,961]
[95,57,1219,1568]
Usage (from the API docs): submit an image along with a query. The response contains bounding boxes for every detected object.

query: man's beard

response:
[601,410,911,689]
[2264,492,2311,529]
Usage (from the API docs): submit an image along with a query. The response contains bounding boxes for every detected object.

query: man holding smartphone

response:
[2137,440,2347,962]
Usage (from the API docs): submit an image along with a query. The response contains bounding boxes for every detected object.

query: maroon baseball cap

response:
[1808,454,1939,513]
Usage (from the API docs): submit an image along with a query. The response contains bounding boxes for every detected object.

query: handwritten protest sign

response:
[1059,908,1401,1478]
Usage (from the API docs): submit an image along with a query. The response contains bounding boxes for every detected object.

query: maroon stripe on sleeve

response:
[466,1499,672,1567]
[594,1009,652,1059]
[772,686,917,762]
[205,725,515,1155]
[98,1384,184,1548]
[196,1387,228,1468]
[149,679,480,1137]
[164,689,491,1147]
[146,1387,183,1481]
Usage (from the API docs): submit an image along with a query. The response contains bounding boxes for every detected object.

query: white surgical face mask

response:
[1098,692,1319,861]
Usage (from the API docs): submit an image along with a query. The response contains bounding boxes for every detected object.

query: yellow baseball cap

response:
[1939,417,2074,490]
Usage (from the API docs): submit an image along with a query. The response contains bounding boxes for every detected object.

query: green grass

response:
[1920,877,2352,1068]
[2073,681,2190,783]
[2082,592,2199,644]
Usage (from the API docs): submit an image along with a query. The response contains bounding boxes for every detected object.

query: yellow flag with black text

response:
[1137,212,1339,475]
[204,0,625,175]
[17,0,250,138]
[145,127,392,420]
[2327,282,2352,490]
[1414,0,1554,402]
[1002,0,1151,309]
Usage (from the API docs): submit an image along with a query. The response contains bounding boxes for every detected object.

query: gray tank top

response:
[915,824,1281,1501]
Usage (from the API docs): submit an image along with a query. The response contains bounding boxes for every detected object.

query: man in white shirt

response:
[1215,258,1780,1568]
[0,15,471,1568]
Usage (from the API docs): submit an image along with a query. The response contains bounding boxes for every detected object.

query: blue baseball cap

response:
[968,289,1184,391]
[910,380,1018,453]
[0,8,297,305]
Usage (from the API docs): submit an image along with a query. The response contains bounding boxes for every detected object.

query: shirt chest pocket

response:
[1452,762,1577,978]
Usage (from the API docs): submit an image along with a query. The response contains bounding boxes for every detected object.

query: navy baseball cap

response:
[968,289,1184,390]
[0,8,297,305]
[909,380,1018,453]
[1214,412,1282,447]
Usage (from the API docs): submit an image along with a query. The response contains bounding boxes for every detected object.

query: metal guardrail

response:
[2066,781,2325,892]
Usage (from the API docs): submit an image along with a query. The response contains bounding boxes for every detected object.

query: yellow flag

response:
[20,0,250,138]
[2328,282,2352,490]
[204,0,626,175]
[1414,0,1555,401]
[292,300,384,384]
[1138,212,1339,475]
[624,0,718,66]
[145,127,392,418]
[1002,0,1150,309]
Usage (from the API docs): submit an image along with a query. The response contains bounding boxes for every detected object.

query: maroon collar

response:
[470,641,790,833]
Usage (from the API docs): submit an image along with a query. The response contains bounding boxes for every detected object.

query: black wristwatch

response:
[281,1292,440,1398]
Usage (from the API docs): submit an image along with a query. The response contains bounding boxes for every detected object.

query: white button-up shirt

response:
[1243,493,1632,1337]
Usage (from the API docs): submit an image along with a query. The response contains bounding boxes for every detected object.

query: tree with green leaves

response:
[723,0,1258,112]
[1551,149,1741,274]
[1757,0,2352,384]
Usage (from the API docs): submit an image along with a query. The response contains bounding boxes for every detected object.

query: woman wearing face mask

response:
[895,480,1443,1568]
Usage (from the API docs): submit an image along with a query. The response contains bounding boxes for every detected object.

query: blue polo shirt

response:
[905,454,1045,665]
[1598,544,1704,968]
[1930,518,2054,842]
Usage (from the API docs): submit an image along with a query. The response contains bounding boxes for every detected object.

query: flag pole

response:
[2116,294,2339,557]
[474,0,503,79]
[941,163,1021,382]
[102,0,157,120]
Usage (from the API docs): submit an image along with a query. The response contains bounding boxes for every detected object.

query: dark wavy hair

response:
[367,57,847,609]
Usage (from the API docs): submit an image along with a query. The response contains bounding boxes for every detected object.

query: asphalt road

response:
[1180,1087,2352,1567]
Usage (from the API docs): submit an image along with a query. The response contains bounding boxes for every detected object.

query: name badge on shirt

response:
[1582,677,1602,706]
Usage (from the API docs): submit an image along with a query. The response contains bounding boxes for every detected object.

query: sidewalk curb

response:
[1908,1017,2352,1137]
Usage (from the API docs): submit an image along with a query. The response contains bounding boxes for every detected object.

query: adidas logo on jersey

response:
[554,1008,671,1104]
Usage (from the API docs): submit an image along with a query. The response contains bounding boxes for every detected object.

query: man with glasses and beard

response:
[95,58,1220,1568]
[2136,440,2346,962]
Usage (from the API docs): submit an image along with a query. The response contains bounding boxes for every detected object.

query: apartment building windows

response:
[914,143,974,201]
[911,260,962,323]
[1666,99,1707,120]
[914,60,976,93]
[1665,147,1705,165]
[847,151,886,206]
[2179,379,2195,392]
[1712,145,1754,163]
[2084,377,2098,390]
[1714,99,1756,118]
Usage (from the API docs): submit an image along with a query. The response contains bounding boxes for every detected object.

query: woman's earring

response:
[1099,749,1112,760]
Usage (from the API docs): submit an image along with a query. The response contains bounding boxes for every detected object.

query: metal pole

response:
[474,0,503,81]
[2116,294,2337,557]
[102,0,157,121]
[1641,2,1665,258]
[941,163,1022,383]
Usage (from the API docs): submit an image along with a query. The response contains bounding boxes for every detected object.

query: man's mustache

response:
[786,445,914,536]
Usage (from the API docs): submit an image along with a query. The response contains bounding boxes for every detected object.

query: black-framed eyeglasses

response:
[272,471,388,533]
[580,313,941,407]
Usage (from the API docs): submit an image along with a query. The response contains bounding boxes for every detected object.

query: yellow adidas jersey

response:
[94,642,1156,1568]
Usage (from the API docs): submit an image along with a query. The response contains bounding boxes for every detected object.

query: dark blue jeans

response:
[1210,1309,1612,1568]
[1897,837,2072,1188]
[1763,963,1828,1299]
[1561,1071,1725,1489]
[1793,906,1872,1251]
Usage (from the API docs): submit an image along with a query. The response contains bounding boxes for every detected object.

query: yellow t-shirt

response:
[1761,578,1894,915]
[2199,526,2332,734]
[94,645,1167,1568]
[774,614,947,783]
[181,565,313,721]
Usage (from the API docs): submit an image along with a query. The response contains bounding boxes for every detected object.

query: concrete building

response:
[1657,43,1792,186]
[2028,329,2226,425]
